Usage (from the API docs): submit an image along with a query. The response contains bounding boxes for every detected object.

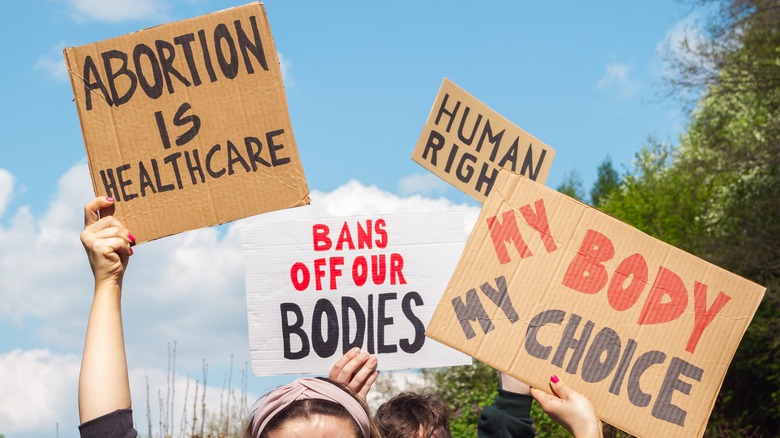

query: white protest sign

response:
[242,211,471,375]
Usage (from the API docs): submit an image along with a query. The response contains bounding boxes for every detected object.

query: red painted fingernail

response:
[128,233,136,242]
[106,197,114,202]
[129,247,134,256]
[551,375,560,384]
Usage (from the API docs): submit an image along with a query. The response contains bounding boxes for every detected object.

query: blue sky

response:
[0,1,699,436]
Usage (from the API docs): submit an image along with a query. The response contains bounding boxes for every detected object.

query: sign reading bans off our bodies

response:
[411,78,555,203]
[241,211,471,375]
[426,171,765,438]
[64,2,309,244]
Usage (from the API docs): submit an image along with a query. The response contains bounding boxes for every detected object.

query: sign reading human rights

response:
[411,78,555,202]
[426,170,765,438]
[242,211,471,375]
[64,3,309,244]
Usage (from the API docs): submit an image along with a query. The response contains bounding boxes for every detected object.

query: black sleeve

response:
[478,389,535,438]
[79,409,138,438]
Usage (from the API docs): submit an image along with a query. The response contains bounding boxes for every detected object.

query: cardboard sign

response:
[426,170,765,438]
[64,3,309,244]
[242,211,471,376]
[411,78,555,202]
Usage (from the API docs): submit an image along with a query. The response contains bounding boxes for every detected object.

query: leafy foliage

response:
[604,1,780,434]
[421,361,569,438]
[599,138,710,253]
[421,361,499,437]
[589,156,621,208]
[556,169,586,202]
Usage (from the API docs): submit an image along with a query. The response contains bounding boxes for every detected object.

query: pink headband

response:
[248,378,370,438]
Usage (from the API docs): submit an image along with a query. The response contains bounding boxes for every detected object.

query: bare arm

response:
[499,372,531,395]
[78,197,135,423]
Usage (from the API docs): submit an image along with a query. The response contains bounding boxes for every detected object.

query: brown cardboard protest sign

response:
[411,78,555,202]
[64,2,309,244]
[426,170,765,438]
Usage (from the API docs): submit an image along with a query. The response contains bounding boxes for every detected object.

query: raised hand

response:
[531,375,602,438]
[329,347,379,400]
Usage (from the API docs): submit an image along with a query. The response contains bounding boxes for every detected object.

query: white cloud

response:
[278,51,293,87]
[0,348,257,438]
[0,162,92,330]
[67,0,169,23]
[398,173,449,197]
[0,349,80,435]
[650,12,715,108]
[596,62,640,100]
[656,12,713,87]
[246,179,480,236]
[0,168,13,217]
[0,164,482,436]
[34,42,69,82]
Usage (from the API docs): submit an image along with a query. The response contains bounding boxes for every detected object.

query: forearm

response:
[78,280,131,423]
[573,423,603,438]
[500,373,530,395]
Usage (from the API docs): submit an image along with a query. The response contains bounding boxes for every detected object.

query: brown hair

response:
[375,392,451,438]
[242,378,381,438]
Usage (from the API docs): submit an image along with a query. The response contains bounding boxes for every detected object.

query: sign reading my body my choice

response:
[64,2,309,244]
[426,170,766,438]
[242,211,471,375]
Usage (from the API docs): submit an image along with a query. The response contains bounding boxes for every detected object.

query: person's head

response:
[375,392,451,438]
[242,377,380,438]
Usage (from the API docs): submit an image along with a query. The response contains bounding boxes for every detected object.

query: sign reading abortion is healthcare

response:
[242,211,471,375]
[64,3,309,244]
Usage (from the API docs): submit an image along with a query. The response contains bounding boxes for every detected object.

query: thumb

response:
[530,387,554,405]
[84,196,116,227]
[549,374,573,401]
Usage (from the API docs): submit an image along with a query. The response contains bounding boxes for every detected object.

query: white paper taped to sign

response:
[241,210,472,376]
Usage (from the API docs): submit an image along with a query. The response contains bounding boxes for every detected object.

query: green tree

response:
[668,1,780,434]
[600,91,780,437]
[589,156,621,207]
[679,82,780,437]
[663,0,780,110]
[422,361,498,437]
[604,0,780,433]
[556,169,586,202]
[599,138,709,252]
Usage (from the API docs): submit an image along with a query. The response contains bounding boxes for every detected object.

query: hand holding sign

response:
[329,347,379,400]
[81,196,134,287]
[531,376,603,438]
